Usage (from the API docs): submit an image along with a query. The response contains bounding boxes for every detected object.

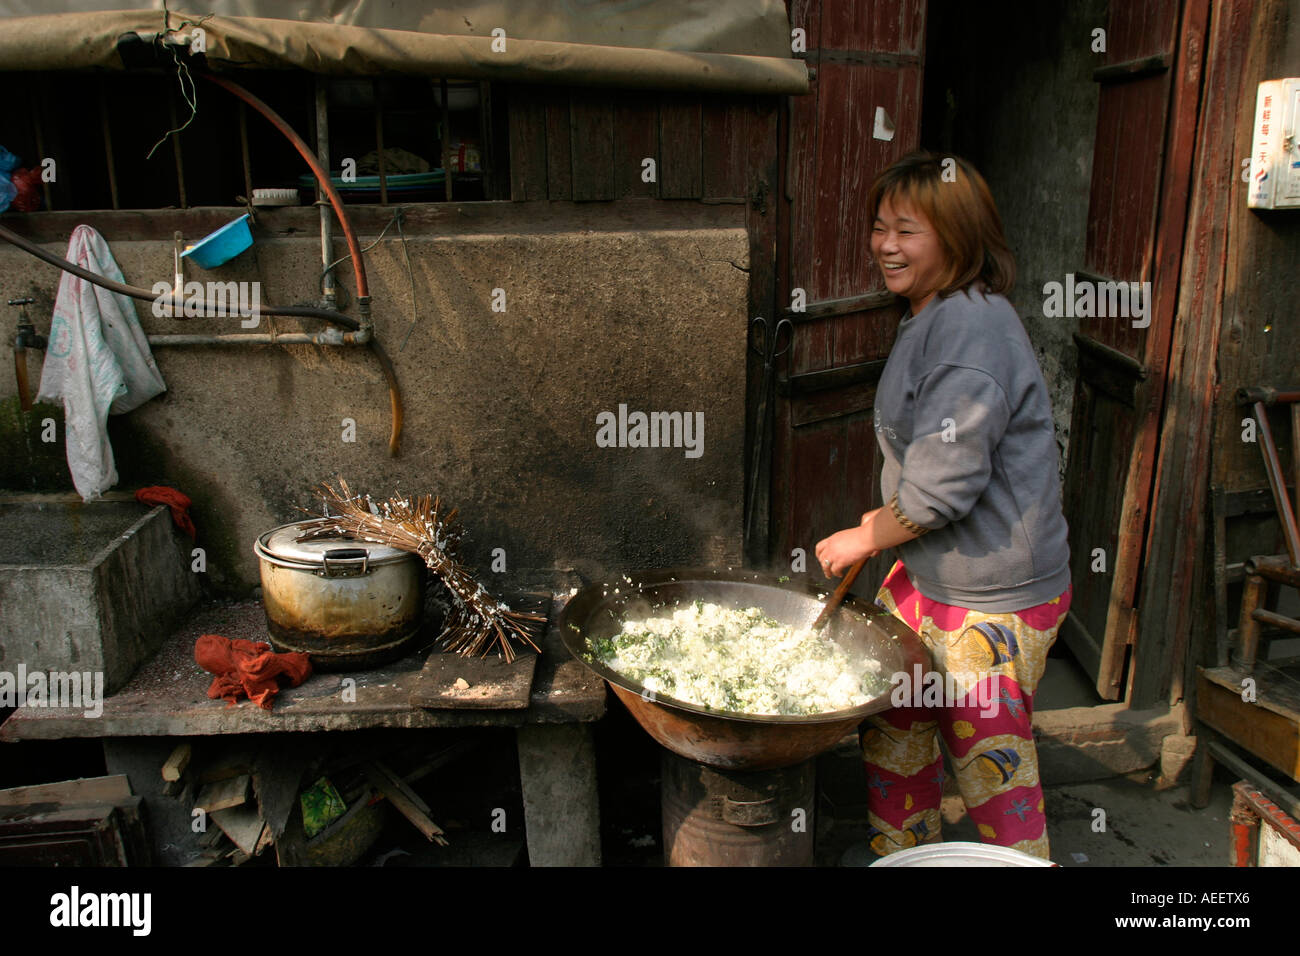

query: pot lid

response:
[256,519,414,567]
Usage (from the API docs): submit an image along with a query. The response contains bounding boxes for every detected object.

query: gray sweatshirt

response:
[874,289,1071,611]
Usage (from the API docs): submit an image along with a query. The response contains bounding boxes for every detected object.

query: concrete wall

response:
[923,0,1106,471]
[0,201,749,591]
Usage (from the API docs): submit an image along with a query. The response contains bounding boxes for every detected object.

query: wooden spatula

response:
[811,556,868,631]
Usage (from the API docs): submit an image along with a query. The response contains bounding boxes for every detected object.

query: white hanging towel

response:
[36,225,166,501]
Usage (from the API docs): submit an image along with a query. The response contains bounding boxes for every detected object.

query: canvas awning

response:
[0,1,808,94]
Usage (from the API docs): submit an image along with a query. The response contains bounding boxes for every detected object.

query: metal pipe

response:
[168,91,188,208]
[314,77,337,309]
[0,215,404,458]
[0,75,403,459]
[198,75,398,455]
[98,86,119,210]
[149,329,370,347]
[440,77,453,202]
[477,81,494,199]
[10,296,45,412]
[238,101,254,206]
[29,77,52,212]
[14,350,30,411]
[1237,386,1300,406]
[0,221,358,328]
[202,76,370,299]
[374,78,388,206]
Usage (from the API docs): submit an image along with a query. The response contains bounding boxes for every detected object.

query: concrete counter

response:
[0,597,605,739]
[0,594,608,866]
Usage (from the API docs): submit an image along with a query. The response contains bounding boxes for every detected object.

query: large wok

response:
[560,566,930,771]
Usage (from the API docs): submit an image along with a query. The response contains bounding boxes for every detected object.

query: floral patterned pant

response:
[861,561,1071,860]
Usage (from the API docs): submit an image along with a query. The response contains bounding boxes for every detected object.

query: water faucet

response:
[10,297,46,412]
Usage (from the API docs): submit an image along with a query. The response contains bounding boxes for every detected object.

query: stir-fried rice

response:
[588,600,889,716]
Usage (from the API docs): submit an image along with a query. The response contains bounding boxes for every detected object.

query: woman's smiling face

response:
[871,196,947,314]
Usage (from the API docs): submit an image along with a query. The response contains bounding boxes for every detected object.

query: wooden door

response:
[1060,0,1207,700]
[762,0,926,586]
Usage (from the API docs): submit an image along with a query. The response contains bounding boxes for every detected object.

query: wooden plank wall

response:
[1132,0,1256,712]
[506,87,761,203]
[1061,0,1193,701]
[1211,0,1300,499]
[504,84,776,350]
[1104,0,1208,706]
[768,0,924,573]
[1082,0,1182,360]
[505,84,781,562]
[1207,0,1300,653]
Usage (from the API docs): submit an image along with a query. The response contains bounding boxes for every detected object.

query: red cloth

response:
[10,168,41,212]
[194,634,312,711]
[135,486,197,539]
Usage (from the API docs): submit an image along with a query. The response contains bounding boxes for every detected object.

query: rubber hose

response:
[0,220,404,456]
[0,221,357,328]
[201,74,405,455]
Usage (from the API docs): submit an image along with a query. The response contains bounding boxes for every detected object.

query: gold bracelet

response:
[889,492,930,537]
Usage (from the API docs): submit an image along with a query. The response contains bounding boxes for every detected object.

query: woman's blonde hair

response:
[866,151,1015,298]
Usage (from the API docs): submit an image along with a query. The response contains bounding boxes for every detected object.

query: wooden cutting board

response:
[408,592,551,710]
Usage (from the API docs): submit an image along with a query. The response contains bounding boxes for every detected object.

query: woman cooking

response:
[814,152,1071,861]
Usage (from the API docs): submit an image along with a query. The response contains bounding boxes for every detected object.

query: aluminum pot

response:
[254,519,426,671]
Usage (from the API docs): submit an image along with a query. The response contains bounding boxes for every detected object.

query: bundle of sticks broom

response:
[307,480,545,662]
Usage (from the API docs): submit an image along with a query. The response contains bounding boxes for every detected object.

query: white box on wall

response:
[1248,78,1300,209]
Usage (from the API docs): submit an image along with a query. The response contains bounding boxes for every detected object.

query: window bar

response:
[314,76,337,309]
[28,75,53,211]
[373,78,388,205]
[238,100,254,206]
[169,88,188,208]
[98,85,120,210]
[440,77,454,201]
[478,80,494,199]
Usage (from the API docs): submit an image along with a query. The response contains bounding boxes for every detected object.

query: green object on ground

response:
[300,776,347,838]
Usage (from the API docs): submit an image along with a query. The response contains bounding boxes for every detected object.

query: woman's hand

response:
[815,506,923,578]
[814,525,879,578]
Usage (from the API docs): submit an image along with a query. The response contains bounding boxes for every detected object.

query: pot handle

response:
[322,548,370,577]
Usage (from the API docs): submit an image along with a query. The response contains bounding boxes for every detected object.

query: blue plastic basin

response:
[181,214,253,269]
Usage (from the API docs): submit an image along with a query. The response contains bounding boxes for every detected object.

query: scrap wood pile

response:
[0,775,148,865]
[309,480,545,663]
[163,738,476,867]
